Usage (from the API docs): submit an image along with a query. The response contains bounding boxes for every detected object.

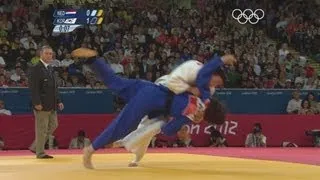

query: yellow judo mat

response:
[0,153,319,180]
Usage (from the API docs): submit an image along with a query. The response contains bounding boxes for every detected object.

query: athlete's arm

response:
[195,55,223,101]
[161,116,190,136]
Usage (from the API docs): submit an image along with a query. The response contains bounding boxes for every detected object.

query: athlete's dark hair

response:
[203,97,226,125]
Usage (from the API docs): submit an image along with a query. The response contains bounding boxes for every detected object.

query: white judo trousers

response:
[120,116,165,164]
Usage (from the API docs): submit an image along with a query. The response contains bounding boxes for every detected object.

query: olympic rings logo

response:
[232,9,264,25]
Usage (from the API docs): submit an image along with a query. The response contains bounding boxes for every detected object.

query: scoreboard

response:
[52,9,104,33]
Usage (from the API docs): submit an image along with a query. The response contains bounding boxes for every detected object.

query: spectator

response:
[286,90,302,114]
[282,141,298,147]
[284,79,293,89]
[0,74,8,87]
[20,35,37,50]
[30,49,40,65]
[109,54,124,75]
[0,56,5,66]
[60,53,74,67]
[279,43,289,64]
[294,71,308,88]
[210,128,228,147]
[50,52,61,67]
[306,92,319,114]
[0,100,12,115]
[245,123,267,148]
[69,130,91,149]
[154,132,176,148]
[298,100,314,115]
[173,125,192,147]
[313,75,320,89]
[10,63,23,83]
[303,78,315,89]
[305,130,320,147]
[304,62,315,78]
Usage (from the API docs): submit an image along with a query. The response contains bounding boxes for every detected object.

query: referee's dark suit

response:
[29,46,63,158]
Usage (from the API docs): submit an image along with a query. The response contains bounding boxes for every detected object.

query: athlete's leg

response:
[120,116,186,152]
[72,48,154,102]
[89,58,153,102]
[83,86,167,169]
[114,116,156,147]
[127,119,165,167]
[122,117,164,151]
[119,117,188,166]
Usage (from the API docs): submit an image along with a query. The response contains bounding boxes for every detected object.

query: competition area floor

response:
[0,148,319,180]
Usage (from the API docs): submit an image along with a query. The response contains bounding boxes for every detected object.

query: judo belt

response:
[164,90,175,118]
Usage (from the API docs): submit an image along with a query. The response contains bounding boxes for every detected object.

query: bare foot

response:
[83,145,95,169]
[128,162,138,167]
[127,146,145,167]
[71,48,98,58]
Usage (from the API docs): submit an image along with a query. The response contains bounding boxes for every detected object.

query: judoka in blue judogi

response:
[70,48,233,169]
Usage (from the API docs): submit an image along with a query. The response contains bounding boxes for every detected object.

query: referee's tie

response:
[47,65,54,78]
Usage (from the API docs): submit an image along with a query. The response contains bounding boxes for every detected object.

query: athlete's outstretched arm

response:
[196,55,223,101]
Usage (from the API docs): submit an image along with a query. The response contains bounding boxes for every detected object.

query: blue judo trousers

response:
[89,56,223,150]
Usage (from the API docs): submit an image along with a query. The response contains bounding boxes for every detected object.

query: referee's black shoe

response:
[37,154,54,159]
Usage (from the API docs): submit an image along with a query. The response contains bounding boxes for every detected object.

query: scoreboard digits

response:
[52,9,104,33]
[53,25,81,33]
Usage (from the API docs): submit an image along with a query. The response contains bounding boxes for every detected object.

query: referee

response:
[28,46,64,159]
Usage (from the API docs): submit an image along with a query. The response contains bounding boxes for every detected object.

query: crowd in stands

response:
[0,0,319,90]
[266,0,320,56]
[287,91,320,115]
